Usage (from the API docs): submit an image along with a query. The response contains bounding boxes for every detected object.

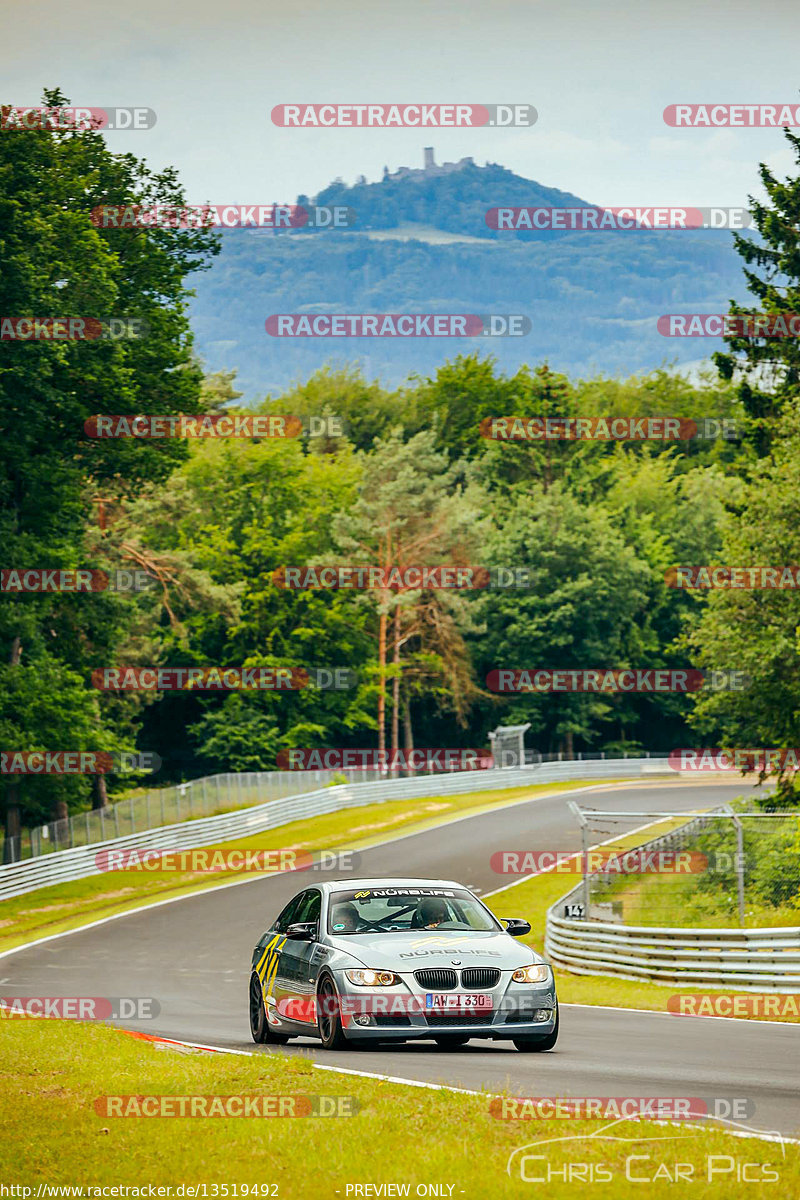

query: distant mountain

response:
[189,156,751,399]
[313,159,594,239]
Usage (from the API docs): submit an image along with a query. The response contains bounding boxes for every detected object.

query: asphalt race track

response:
[3,779,799,1138]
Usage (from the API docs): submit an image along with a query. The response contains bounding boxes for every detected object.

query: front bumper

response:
[333,970,557,1041]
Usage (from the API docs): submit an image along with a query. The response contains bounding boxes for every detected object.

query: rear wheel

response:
[513,1008,559,1052]
[434,1035,470,1049]
[317,975,348,1050]
[249,972,289,1045]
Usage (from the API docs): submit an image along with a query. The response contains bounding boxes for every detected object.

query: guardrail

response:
[8,749,660,863]
[0,756,673,901]
[545,816,800,993]
[8,769,384,861]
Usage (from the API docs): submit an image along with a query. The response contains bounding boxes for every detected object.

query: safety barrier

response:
[0,756,673,901]
[545,816,800,993]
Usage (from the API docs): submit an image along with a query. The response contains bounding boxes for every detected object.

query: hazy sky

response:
[5,0,800,207]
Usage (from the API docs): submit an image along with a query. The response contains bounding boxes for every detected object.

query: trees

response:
[411,356,577,465]
[259,365,406,452]
[472,483,653,756]
[714,128,800,455]
[0,89,219,850]
[331,430,486,764]
[682,129,800,803]
[3,87,779,827]
[686,409,800,803]
[120,434,374,776]
[131,360,746,769]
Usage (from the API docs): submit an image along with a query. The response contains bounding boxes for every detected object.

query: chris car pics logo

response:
[506,1118,783,1184]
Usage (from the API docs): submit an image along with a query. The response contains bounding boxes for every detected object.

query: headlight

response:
[345,969,400,987]
[512,964,550,984]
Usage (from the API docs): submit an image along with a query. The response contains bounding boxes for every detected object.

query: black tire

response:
[249,972,289,1045]
[317,974,348,1050]
[513,1008,559,1052]
[434,1035,470,1049]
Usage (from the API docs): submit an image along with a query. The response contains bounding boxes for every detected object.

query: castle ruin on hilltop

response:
[382,147,474,182]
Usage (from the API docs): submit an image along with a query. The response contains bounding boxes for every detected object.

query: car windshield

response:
[327,886,500,934]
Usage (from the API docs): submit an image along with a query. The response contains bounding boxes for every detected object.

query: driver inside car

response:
[415,897,451,928]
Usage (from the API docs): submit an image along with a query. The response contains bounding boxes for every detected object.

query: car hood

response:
[325,929,543,970]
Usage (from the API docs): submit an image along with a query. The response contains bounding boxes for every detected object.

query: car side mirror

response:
[285,921,317,941]
[503,918,532,937]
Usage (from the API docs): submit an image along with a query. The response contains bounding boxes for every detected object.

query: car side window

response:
[296,889,321,926]
[273,893,305,933]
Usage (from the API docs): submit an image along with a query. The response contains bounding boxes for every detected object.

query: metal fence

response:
[4,749,659,863]
[5,770,383,862]
[0,756,673,901]
[572,807,800,928]
[545,814,800,992]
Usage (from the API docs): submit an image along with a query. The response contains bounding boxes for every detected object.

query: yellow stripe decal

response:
[257,935,287,998]
[255,933,281,980]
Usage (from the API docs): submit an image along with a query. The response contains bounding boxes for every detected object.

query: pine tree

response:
[715,128,800,455]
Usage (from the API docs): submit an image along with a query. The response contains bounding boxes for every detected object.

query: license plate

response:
[425,993,493,1011]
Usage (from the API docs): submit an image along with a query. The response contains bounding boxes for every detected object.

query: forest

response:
[3,94,800,847]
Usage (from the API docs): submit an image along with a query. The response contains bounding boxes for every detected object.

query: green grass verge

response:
[483,820,800,1024]
[0,779,620,954]
[594,867,800,929]
[0,1019,795,1197]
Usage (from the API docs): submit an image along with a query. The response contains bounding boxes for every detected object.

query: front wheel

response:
[513,1008,559,1052]
[249,972,289,1045]
[317,975,348,1050]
